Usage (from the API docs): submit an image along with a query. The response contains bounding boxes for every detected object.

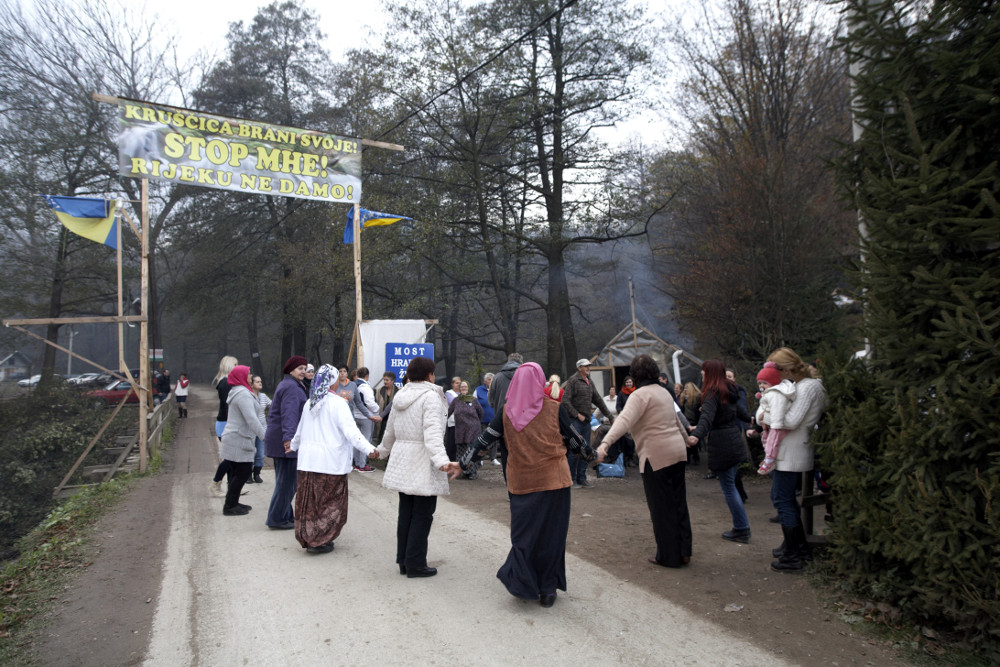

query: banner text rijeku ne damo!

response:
[117,100,361,203]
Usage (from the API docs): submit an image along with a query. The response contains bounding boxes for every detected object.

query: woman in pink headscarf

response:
[461,362,595,608]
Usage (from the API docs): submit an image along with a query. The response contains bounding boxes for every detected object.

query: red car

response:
[87,379,140,407]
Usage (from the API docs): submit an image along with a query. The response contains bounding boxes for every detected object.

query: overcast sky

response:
[144,0,686,147]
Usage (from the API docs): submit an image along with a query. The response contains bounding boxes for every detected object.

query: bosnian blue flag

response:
[343,208,411,244]
[43,196,118,249]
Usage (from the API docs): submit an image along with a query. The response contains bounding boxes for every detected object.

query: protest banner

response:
[117,98,361,203]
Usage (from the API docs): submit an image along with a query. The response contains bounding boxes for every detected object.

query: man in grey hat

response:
[561,358,614,488]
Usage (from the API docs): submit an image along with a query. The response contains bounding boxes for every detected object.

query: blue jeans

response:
[565,418,590,483]
[771,470,801,528]
[254,438,265,468]
[266,456,298,527]
[354,418,374,467]
[716,465,749,531]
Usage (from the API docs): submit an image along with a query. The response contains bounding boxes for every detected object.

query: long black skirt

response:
[498,486,571,600]
[641,459,692,567]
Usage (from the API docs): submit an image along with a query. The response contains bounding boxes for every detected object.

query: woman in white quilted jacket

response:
[376,357,461,578]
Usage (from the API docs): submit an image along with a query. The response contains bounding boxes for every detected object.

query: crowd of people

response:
[187,344,825,608]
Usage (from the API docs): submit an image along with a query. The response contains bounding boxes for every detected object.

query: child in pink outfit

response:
[755,362,796,475]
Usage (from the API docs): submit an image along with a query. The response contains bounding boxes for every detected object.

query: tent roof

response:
[588,322,702,384]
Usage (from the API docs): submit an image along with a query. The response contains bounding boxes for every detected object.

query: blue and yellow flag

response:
[343,208,411,244]
[43,196,118,249]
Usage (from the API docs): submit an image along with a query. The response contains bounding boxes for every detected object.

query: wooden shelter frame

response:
[3,92,405,483]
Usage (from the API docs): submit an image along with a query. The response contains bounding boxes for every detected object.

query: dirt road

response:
[35,386,907,666]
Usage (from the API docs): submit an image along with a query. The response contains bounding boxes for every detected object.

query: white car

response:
[68,372,101,386]
[17,373,63,387]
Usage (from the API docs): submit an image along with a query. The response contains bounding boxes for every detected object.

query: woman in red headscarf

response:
[219,365,267,515]
[461,362,595,608]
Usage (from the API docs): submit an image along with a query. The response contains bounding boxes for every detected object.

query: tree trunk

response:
[40,227,69,388]
[247,312,264,379]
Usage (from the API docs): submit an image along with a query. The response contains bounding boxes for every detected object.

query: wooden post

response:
[138,179,150,472]
[629,276,638,349]
[117,199,125,374]
[352,203,364,366]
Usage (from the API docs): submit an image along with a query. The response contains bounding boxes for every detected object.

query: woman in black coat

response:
[688,360,753,544]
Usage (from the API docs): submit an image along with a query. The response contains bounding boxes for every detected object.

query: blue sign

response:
[385,343,434,382]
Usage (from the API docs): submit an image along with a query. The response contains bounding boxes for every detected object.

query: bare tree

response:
[657,0,854,360]
[0,0,184,383]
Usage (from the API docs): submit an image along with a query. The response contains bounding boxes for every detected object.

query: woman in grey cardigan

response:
[220,365,267,515]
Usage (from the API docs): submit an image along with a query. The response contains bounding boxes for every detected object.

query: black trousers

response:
[224,461,253,509]
[444,426,457,461]
[641,459,692,567]
[396,493,437,568]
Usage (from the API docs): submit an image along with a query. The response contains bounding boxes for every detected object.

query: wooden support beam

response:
[361,138,404,152]
[4,316,144,325]
[53,394,132,497]
[5,323,143,385]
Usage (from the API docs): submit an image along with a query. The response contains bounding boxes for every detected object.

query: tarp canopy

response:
[589,322,702,388]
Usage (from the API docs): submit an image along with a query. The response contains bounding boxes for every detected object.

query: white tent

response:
[358,319,434,381]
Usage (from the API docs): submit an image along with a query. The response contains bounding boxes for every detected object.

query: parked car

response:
[68,372,101,386]
[17,373,64,388]
[87,379,140,407]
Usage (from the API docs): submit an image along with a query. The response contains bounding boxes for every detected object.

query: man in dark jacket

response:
[486,353,522,476]
[155,370,171,403]
[561,359,614,488]
[487,353,522,412]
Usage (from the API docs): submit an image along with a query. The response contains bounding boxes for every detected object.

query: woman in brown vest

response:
[461,362,595,608]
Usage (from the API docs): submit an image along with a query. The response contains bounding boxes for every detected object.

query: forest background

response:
[0,0,856,387]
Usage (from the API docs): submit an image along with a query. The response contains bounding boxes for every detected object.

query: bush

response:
[828,1,1000,655]
[0,386,132,559]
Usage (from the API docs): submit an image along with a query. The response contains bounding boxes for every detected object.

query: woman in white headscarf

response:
[288,364,378,554]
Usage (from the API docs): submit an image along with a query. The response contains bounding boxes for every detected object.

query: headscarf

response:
[226,365,253,395]
[504,362,546,432]
[282,355,308,375]
[309,364,336,409]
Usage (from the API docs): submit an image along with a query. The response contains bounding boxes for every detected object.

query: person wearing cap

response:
[561,358,614,488]
[754,361,796,475]
[264,356,309,529]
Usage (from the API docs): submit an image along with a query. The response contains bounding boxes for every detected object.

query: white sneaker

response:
[209,480,225,497]
[492,459,501,466]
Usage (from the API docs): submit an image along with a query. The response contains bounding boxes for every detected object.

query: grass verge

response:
[0,477,135,665]
[0,410,174,666]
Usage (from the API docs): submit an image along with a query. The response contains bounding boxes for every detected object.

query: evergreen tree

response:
[827,0,999,654]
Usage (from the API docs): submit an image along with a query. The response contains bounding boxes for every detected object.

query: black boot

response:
[252,466,263,484]
[772,536,786,558]
[771,524,808,572]
[774,522,813,559]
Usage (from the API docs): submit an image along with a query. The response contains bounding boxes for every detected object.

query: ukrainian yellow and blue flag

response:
[343,208,411,244]
[43,196,118,249]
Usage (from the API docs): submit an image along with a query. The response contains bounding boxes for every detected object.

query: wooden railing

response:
[53,392,176,498]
